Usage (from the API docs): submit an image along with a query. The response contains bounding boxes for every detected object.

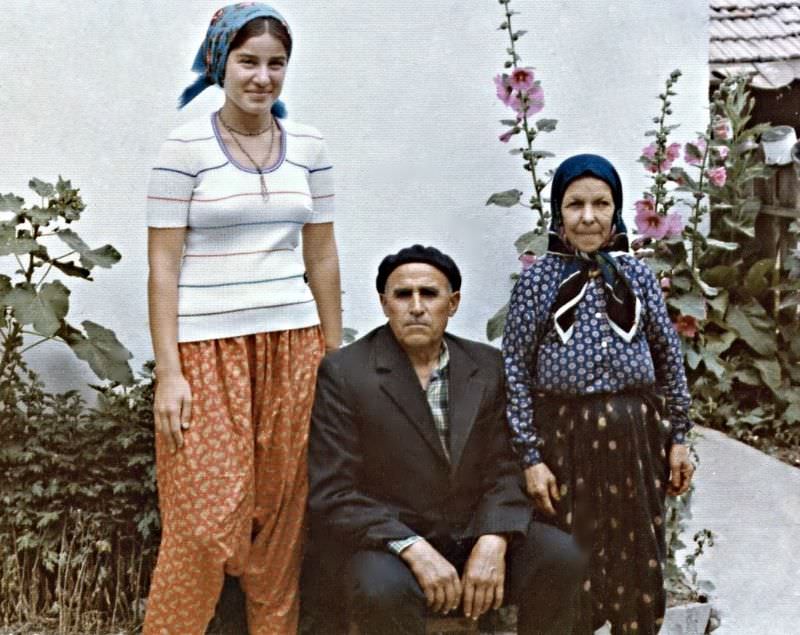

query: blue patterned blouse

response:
[502,253,692,467]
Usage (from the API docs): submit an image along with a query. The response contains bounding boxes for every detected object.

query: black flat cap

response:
[376,244,461,293]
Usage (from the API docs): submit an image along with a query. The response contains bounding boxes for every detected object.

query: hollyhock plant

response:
[494,74,513,106]
[674,314,698,338]
[706,166,727,188]
[684,138,707,166]
[509,84,544,117]
[509,67,535,91]
[635,203,684,240]
[519,251,537,270]
[714,145,729,160]
[642,142,681,173]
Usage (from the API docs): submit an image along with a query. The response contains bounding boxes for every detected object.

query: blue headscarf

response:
[549,153,627,235]
[179,3,291,117]
[546,154,640,344]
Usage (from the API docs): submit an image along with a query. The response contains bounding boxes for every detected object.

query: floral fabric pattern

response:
[502,253,691,467]
[143,326,324,635]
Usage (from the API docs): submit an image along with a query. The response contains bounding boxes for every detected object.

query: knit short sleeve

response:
[146,138,196,228]
[308,136,335,224]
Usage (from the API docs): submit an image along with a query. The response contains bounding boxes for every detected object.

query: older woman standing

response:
[144,4,341,633]
[502,154,694,634]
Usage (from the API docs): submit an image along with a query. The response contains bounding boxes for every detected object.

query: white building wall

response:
[1,1,708,390]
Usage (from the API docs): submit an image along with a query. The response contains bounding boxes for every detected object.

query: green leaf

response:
[55,229,122,269]
[514,230,547,255]
[28,178,55,198]
[0,223,39,256]
[26,205,58,225]
[342,327,358,344]
[4,281,70,337]
[486,189,523,207]
[701,350,726,379]
[705,330,736,355]
[685,347,701,370]
[726,305,776,356]
[50,259,93,280]
[784,402,800,424]
[733,368,761,386]
[531,149,555,159]
[705,238,739,251]
[723,216,755,238]
[0,274,11,303]
[69,320,134,384]
[702,265,738,289]
[536,118,558,132]
[499,119,518,126]
[486,303,509,342]
[753,357,782,394]
[667,293,706,321]
[744,258,774,296]
[0,193,25,212]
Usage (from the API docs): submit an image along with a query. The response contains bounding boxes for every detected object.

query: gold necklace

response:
[218,112,276,201]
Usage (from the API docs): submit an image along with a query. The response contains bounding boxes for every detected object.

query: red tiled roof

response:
[711,1,800,87]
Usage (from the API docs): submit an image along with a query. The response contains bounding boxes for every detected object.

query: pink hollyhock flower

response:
[713,117,731,140]
[684,138,707,166]
[635,203,675,240]
[494,74,513,106]
[714,145,729,160]
[641,142,680,173]
[510,84,544,117]
[664,211,685,238]
[499,126,518,143]
[509,67,535,91]
[660,277,671,291]
[635,196,655,216]
[706,166,727,187]
[666,143,681,162]
[519,252,537,270]
[674,314,699,338]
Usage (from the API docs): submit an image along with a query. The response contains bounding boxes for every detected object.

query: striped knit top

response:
[146,113,335,342]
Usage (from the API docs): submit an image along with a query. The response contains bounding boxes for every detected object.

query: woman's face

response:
[561,177,615,253]
[223,31,288,117]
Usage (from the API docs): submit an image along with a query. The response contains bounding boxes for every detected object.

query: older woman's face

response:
[561,177,615,253]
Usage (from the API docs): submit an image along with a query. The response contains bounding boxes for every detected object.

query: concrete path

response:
[678,426,800,634]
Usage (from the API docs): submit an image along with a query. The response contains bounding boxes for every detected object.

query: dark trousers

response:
[302,521,584,635]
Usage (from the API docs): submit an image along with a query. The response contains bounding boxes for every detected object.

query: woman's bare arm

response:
[302,222,342,351]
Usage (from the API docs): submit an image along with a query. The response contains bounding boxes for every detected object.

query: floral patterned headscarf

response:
[179,2,291,116]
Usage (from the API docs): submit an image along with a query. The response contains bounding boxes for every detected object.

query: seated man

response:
[305,245,584,635]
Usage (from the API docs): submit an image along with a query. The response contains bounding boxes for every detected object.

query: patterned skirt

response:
[534,388,672,634]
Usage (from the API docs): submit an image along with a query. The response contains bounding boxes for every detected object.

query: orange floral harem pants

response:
[143,326,325,635]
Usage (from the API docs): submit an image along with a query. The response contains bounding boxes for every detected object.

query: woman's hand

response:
[667,443,694,496]
[154,372,192,453]
[523,463,560,516]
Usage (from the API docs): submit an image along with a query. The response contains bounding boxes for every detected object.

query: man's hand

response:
[667,443,694,496]
[523,463,560,516]
[400,539,462,614]
[461,534,507,620]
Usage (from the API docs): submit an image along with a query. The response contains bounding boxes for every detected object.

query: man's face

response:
[380,263,460,352]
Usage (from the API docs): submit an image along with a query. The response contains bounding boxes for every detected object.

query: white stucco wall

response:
[1,1,708,391]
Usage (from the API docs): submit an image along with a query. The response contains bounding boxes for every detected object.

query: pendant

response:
[259,173,269,202]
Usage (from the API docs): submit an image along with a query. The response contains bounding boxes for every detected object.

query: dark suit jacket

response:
[307,324,531,552]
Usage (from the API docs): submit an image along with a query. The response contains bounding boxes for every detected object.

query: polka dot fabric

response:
[502,253,692,467]
[143,326,325,635]
[535,391,671,634]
